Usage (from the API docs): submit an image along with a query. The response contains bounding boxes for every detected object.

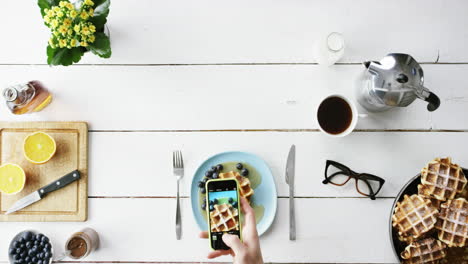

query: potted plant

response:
[38,0,111,66]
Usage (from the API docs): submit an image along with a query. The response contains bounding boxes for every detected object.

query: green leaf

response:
[87,32,111,58]
[47,45,85,66]
[37,0,59,16]
[89,0,110,32]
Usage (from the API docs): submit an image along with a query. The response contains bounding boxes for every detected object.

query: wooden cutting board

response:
[0,122,88,222]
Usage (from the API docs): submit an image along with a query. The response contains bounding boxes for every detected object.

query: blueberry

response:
[241,168,249,177]
[25,241,32,249]
[18,259,24,264]
[37,252,43,259]
[212,172,218,179]
[34,234,42,241]
[19,237,25,243]
[216,164,223,171]
[24,256,30,262]
[13,241,20,248]
[20,251,26,258]
[213,198,218,204]
[202,178,208,184]
[34,240,39,245]
[228,197,234,203]
[37,260,43,264]
[44,252,50,259]
[23,232,33,241]
[205,170,213,178]
[41,236,49,243]
[19,243,25,249]
[9,247,16,255]
[211,166,217,172]
[200,187,206,194]
[14,254,21,260]
[236,163,243,170]
[209,200,214,205]
[209,204,214,211]
[32,257,37,263]
[16,248,23,254]
[232,201,238,208]
[201,202,206,210]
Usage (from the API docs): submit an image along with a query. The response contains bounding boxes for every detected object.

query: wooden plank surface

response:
[1,0,468,64]
[0,198,398,263]
[0,122,88,221]
[0,65,467,130]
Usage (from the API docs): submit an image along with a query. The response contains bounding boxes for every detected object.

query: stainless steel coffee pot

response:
[355,53,440,112]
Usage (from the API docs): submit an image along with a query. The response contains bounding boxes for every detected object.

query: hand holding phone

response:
[199,196,264,264]
[206,179,242,250]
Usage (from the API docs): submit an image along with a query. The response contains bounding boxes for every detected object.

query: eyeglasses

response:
[322,160,385,200]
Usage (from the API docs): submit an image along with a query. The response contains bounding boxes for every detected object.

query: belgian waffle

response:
[401,237,447,264]
[435,198,468,247]
[209,203,239,232]
[219,171,254,201]
[392,194,439,240]
[418,157,467,201]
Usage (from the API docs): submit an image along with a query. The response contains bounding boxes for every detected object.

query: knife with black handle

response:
[5,170,81,215]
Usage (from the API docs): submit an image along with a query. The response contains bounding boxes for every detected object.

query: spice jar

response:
[65,228,99,259]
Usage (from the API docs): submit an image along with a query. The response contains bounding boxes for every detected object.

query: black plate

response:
[389,168,468,262]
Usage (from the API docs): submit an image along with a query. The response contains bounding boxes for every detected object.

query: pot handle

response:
[425,92,440,112]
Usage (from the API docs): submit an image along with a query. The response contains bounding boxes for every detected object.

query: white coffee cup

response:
[316,94,365,137]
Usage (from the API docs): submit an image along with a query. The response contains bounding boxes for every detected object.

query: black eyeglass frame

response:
[322,160,385,200]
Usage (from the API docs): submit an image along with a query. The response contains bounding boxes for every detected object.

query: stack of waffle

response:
[209,203,239,232]
[392,157,468,264]
[219,171,254,201]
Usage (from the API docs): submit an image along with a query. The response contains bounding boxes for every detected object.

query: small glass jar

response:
[65,228,99,259]
[3,80,53,114]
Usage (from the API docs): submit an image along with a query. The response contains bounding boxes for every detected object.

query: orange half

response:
[23,131,56,164]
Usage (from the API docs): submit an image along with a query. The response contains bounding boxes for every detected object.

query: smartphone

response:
[206,178,242,250]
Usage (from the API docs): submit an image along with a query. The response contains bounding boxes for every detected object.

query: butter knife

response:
[285,145,296,240]
[5,170,81,215]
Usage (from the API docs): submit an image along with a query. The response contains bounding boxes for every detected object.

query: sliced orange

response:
[23,132,56,164]
[0,164,26,195]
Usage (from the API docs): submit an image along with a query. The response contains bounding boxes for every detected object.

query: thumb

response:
[222,233,244,253]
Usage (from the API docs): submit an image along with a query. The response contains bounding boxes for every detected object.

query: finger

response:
[207,249,232,259]
[222,233,244,253]
[199,231,208,239]
[240,197,257,231]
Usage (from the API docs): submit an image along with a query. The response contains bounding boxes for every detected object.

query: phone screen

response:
[206,179,241,250]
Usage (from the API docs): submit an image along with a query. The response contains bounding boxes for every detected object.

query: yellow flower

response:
[63,18,72,27]
[88,35,95,43]
[69,10,77,18]
[70,39,77,47]
[51,19,59,28]
[58,25,68,35]
[88,8,94,17]
[44,15,51,24]
[80,41,88,47]
[66,3,74,10]
[67,29,73,35]
[80,11,89,20]
[59,1,67,7]
[89,24,96,33]
[74,24,80,33]
[59,39,67,48]
[84,0,94,6]
[53,30,59,36]
[81,26,90,35]
[47,9,55,17]
[53,6,60,12]
[48,38,55,46]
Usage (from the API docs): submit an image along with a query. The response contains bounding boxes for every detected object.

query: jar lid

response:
[3,87,18,102]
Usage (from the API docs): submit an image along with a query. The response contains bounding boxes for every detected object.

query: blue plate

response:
[190,151,277,236]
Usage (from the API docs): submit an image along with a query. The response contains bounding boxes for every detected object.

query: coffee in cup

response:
[317,95,361,137]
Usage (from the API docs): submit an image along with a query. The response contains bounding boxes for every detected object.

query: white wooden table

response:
[1,0,468,263]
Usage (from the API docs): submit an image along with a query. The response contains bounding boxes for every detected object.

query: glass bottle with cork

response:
[3,81,53,115]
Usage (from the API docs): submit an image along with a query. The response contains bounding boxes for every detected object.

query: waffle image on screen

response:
[209,190,240,232]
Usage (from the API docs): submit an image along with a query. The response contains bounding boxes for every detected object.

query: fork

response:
[173,150,184,240]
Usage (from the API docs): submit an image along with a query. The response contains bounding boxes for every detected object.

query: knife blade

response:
[5,170,81,215]
[285,145,296,240]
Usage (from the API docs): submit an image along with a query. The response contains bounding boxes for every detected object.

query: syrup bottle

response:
[3,81,53,115]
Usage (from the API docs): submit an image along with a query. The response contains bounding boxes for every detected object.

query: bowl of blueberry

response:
[8,230,53,264]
